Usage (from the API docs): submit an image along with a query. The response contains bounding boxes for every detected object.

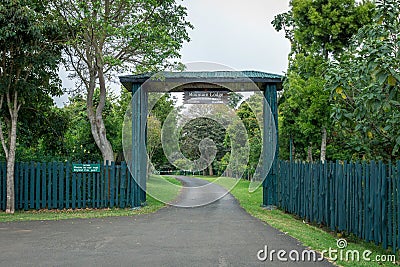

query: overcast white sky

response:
[55,0,291,106]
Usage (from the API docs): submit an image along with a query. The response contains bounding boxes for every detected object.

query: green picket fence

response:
[277,160,400,252]
[0,161,144,211]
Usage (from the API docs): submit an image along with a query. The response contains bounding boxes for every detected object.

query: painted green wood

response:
[52,163,57,209]
[110,162,115,207]
[120,163,126,208]
[41,163,46,209]
[77,172,82,209]
[375,161,381,244]
[127,165,132,207]
[59,163,64,209]
[105,162,109,207]
[397,161,400,249]
[382,161,387,249]
[23,163,29,211]
[388,162,392,248]
[96,169,100,208]
[364,162,370,241]
[392,162,397,253]
[86,162,91,207]
[29,162,34,209]
[355,162,362,238]
[72,170,76,209]
[47,162,51,209]
[370,161,376,243]
[100,163,105,208]
[115,166,120,207]
[66,162,70,209]
[35,163,41,210]
[92,172,96,207]
[1,162,5,210]
[82,172,87,208]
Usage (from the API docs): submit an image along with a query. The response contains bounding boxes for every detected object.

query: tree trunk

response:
[86,69,114,163]
[307,145,313,162]
[1,91,21,214]
[208,164,213,176]
[6,115,17,214]
[320,127,327,163]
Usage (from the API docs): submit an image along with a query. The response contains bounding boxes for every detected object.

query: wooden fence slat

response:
[392,162,397,253]
[127,165,131,208]
[1,162,5,210]
[66,162,70,209]
[72,170,76,209]
[115,166,120,207]
[93,172,97,208]
[23,163,29,211]
[100,163,105,208]
[105,162,109,207]
[59,163,64,210]
[120,163,126,208]
[77,172,82,209]
[397,161,400,249]
[52,162,57,209]
[364,162,370,241]
[82,171,86,208]
[356,162,362,238]
[82,172,87,208]
[96,170,100,208]
[29,162,35,209]
[110,162,115,208]
[47,163,52,209]
[388,161,392,248]
[35,163,41,210]
[41,163,46,209]
[382,161,387,249]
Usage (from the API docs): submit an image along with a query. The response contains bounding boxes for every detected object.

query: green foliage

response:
[273,0,373,161]
[234,94,262,178]
[148,93,177,170]
[15,107,70,161]
[0,0,63,97]
[326,0,400,160]
[0,0,64,160]
[273,0,374,57]
[179,117,228,168]
[56,0,192,73]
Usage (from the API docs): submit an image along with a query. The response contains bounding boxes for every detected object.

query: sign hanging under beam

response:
[183,90,229,104]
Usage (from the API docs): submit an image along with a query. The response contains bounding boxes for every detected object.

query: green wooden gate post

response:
[131,83,147,207]
[262,83,279,207]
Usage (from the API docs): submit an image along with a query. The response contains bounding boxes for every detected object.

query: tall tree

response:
[273,0,373,162]
[0,0,63,213]
[327,0,400,160]
[52,0,192,162]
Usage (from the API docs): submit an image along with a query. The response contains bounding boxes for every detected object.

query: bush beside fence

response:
[0,161,144,211]
[277,160,400,252]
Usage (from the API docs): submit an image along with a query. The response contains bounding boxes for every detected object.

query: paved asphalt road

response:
[0,176,333,267]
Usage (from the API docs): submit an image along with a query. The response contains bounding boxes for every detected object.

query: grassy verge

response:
[197,176,398,267]
[0,176,181,223]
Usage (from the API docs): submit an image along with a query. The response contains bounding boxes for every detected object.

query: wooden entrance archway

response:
[120,71,282,207]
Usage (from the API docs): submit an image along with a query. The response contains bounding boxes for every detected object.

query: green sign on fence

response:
[72,163,100,173]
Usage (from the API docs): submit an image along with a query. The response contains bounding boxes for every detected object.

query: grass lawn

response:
[0,176,181,223]
[197,176,399,267]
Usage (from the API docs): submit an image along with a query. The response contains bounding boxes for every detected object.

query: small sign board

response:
[183,90,229,104]
[72,163,101,173]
